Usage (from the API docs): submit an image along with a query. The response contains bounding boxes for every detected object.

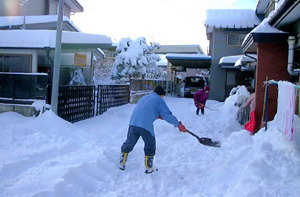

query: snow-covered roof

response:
[249,17,287,34]
[234,54,257,67]
[156,54,168,66]
[0,15,80,31]
[219,54,257,69]
[219,55,244,65]
[205,9,261,29]
[242,13,288,47]
[0,30,112,49]
[166,53,211,60]
[154,45,203,54]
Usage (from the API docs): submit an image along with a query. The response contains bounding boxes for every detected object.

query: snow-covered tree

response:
[68,68,86,85]
[112,37,164,81]
[93,59,114,85]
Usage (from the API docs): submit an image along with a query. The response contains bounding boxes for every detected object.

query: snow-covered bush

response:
[93,59,115,85]
[68,68,86,85]
[112,37,164,81]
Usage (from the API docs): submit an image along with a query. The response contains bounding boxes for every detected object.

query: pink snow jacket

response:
[194,87,210,107]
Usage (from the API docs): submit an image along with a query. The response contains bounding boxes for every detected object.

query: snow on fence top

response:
[0,30,112,48]
[205,9,261,29]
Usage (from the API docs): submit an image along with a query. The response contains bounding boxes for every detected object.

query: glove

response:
[178,122,187,132]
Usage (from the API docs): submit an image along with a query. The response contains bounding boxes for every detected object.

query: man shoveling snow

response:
[119,86,187,174]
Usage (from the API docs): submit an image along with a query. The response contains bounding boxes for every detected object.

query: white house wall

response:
[60,52,92,67]
[0,49,38,72]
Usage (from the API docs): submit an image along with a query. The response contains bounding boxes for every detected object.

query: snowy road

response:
[1,95,300,197]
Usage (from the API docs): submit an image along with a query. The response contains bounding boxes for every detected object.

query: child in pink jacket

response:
[194,86,210,115]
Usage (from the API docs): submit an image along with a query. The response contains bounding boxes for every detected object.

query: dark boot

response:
[201,108,204,115]
[119,152,128,170]
[144,155,157,174]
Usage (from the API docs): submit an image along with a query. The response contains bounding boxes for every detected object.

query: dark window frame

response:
[227,33,246,46]
[0,54,32,73]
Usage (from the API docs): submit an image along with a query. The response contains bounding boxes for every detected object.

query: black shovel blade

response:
[186,130,221,148]
[198,137,221,148]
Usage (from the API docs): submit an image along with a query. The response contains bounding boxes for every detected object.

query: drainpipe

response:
[287,36,298,76]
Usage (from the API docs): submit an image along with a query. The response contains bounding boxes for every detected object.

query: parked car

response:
[183,76,206,97]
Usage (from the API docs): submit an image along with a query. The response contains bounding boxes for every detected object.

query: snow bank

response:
[1,96,300,197]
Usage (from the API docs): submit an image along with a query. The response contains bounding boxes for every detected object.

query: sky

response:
[1,88,300,196]
[71,0,258,53]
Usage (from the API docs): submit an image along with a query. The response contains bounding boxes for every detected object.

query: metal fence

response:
[0,74,173,122]
[57,85,95,123]
[0,72,48,104]
[96,85,130,115]
[56,85,130,122]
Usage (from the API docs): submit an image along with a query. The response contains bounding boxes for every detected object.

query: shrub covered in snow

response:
[68,68,86,85]
[112,37,165,81]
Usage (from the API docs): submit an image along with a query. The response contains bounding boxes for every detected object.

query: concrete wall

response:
[209,28,251,101]
[0,103,39,117]
[254,42,290,131]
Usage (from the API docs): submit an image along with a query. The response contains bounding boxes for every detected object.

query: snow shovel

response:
[186,130,221,148]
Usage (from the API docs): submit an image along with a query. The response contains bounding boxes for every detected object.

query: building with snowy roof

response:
[205,9,261,101]
[0,0,113,116]
[241,0,300,133]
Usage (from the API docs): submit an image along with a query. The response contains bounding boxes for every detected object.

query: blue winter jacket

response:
[129,93,180,136]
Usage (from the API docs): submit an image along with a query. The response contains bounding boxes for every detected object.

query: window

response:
[226,71,236,86]
[0,55,32,73]
[227,34,246,46]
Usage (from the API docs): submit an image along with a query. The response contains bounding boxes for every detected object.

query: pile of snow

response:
[1,95,300,196]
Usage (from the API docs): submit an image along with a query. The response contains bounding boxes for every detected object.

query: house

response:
[205,9,261,101]
[154,44,210,81]
[242,0,300,132]
[0,0,112,116]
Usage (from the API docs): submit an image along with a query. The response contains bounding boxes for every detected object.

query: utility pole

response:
[51,0,64,113]
[21,0,28,29]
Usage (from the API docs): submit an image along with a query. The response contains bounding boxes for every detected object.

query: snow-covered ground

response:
[1,94,300,197]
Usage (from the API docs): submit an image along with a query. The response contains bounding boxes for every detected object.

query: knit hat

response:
[154,86,166,96]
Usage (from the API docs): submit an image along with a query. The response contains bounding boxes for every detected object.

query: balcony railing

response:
[0,72,48,104]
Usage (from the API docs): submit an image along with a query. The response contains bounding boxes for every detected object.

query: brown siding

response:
[254,42,290,131]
